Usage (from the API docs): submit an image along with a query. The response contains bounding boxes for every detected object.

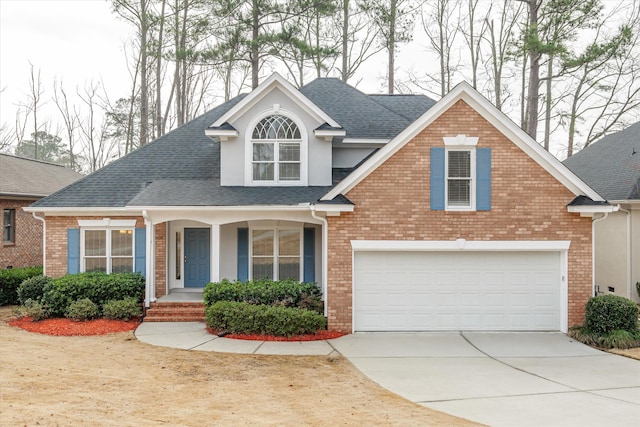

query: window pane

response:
[111,229,133,256]
[279,230,300,256]
[279,163,300,180]
[112,258,133,273]
[278,258,300,281]
[279,143,300,161]
[253,258,273,280]
[85,258,107,273]
[252,230,274,256]
[253,115,301,139]
[85,230,106,256]
[448,180,471,206]
[253,143,274,161]
[3,209,15,243]
[253,163,274,181]
[448,151,471,178]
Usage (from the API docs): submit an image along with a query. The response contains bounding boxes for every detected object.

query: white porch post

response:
[211,224,220,283]
[143,211,155,307]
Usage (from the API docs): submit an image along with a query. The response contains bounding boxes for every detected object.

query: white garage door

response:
[354,251,561,331]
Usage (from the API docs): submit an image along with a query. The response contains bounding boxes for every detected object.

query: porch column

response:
[211,224,220,283]
[143,211,155,307]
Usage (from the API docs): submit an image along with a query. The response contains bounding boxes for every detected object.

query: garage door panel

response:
[354,251,561,331]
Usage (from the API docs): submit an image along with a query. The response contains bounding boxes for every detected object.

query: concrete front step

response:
[144,301,206,322]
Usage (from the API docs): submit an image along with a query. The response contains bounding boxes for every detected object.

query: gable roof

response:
[323,81,604,202]
[210,72,341,130]
[30,75,435,210]
[563,122,640,201]
[0,154,82,198]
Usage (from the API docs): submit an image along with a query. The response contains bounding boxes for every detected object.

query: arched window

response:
[251,114,302,182]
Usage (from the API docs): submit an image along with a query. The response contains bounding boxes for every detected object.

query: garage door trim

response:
[351,240,570,333]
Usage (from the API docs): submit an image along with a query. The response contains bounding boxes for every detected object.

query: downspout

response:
[310,205,329,318]
[618,207,632,300]
[591,212,609,296]
[31,212,46,276]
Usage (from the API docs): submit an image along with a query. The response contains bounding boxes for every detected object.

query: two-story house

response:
[26,74,611,333]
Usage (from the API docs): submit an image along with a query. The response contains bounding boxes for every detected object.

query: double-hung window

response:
[251,114,302,183]
[83,228,134,273]
[251,228,301,280]
[3,209,15,244]
[446,149,475,209]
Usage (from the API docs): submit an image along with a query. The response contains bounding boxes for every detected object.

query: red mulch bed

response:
[208,327,345,341]
[8,316,139,336]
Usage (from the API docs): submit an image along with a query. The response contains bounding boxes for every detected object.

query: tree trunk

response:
[251,0,260,89]
[543,55,553,150]
[388,0,396,94]
[526,0,539,140]
[156,0,166,137]
[341,0,349,82]
[139,0,149,146]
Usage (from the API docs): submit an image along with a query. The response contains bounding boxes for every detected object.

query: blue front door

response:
[184,228,210,288]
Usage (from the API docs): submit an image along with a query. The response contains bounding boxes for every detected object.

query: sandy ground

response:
[609,347,640,361]
[0,307,480,426]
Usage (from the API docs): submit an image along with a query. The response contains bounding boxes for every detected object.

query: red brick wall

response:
[326,100,593,333]
[155,223,167,298]
[0,198,43,268]
[44,216,145,277]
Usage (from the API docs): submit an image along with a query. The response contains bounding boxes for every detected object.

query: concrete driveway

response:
[330,333,640,427]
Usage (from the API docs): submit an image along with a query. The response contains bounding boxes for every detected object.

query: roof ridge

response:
[0,152,80,170]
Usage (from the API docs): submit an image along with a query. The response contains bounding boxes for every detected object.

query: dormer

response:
[205,73,345,187]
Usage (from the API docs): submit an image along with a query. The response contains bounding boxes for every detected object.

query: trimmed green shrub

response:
[13,298,50,321]
[206,301,327,337]
[585,294,639,334]
[0,266,43,306]
[43,272,145,316]
[102,298,142,320]
[203,279,323,313]
[17,275,53,305]
[636,281,640,298]
[66,298,100,321]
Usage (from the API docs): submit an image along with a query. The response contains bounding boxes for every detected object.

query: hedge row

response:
[203,279,323,313]
[0,266,43,306]
[206,301,327,337]
[15,272,145,317]
[585,294,638,334]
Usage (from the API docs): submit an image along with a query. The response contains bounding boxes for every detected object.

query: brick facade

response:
[0,198,43,268]
[326,101,593,333]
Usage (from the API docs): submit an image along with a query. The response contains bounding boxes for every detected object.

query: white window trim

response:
[80,226,135,274]
[445,147,476,211]
[244,108,308,186]
[249,226,303,281]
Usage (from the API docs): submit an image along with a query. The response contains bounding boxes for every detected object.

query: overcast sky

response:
[0,0,134,131]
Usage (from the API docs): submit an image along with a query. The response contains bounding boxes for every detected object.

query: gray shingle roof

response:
[0,154,82,198]
[563,122,640,200]
[32,77,435,209]
[299,78,435,139]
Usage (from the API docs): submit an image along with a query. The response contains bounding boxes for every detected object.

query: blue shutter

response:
[237,228,249,281]
[430,148,445,210]
[134,228,146,278]
[476,148,491,211]
[303,228,315,283]
[67,228,80,274]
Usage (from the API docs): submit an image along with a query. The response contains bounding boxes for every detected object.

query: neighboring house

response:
[564,122,640,304]
[0,154,82,269]
[25,74,611,333]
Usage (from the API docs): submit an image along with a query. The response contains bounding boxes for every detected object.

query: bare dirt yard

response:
[0,307,480,426]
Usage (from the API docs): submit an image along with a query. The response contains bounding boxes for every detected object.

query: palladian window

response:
[251,114,302,183]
